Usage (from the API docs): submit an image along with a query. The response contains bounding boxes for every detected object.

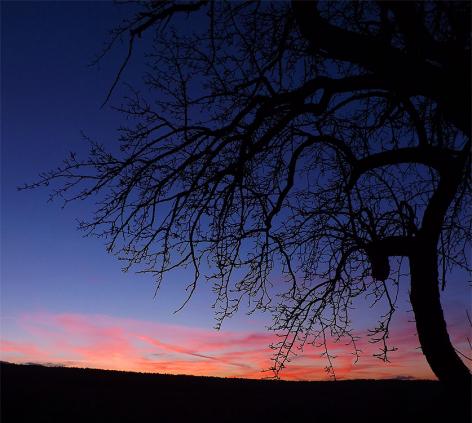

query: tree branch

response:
[348,147,461,189]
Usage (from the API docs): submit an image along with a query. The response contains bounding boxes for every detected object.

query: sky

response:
[1,1,470,381]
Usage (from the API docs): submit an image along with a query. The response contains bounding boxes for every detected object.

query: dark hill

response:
[1,362,469,422]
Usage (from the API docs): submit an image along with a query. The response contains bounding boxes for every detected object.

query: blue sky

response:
[1,1,234,326]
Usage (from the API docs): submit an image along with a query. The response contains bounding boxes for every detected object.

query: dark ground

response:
[1,362,470,422]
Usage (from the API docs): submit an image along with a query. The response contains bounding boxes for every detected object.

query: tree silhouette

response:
[26,1,470,390]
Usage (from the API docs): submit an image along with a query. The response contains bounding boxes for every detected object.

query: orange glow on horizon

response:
[1,311,469,380]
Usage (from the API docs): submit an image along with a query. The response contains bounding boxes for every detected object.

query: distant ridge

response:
[2,361,420,382]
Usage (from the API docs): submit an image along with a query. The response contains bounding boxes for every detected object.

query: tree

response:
[26,1,471,391]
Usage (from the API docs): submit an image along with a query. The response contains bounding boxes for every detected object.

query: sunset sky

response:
[1,1,470,381]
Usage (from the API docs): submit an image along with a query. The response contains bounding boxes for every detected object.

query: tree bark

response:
[409,147,471,394]
[409,243,471,393]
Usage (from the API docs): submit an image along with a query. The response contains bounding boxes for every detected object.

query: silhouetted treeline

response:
[1,362,470,422]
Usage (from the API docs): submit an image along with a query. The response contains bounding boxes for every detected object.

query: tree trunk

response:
[409,243,471,394]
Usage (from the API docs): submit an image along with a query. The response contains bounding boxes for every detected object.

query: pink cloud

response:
[1,311,469,380]
[1,340,45,357]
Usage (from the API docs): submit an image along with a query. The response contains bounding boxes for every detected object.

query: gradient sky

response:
[1,1,470,381]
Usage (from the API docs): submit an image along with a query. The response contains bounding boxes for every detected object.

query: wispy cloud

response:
[1,311,469,380]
